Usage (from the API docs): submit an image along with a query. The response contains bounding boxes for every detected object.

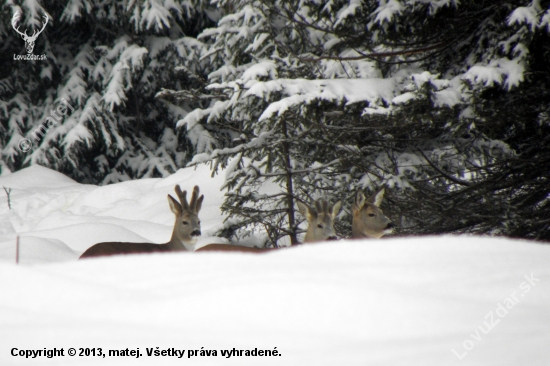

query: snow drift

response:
[0,165,549,366]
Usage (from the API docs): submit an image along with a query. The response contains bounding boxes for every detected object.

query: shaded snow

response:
[507,5,540,31]
[241,60,278,82]
[0,164,227,263]
[373,0,405,24]
[463,58,525,90]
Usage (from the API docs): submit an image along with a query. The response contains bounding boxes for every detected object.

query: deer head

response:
[297,199,341,243]
[167,185,204,248]
[352,189,394,239]
[12,11,49,54]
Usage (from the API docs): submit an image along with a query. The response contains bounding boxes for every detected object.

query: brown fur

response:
[297,199,341,243]
[352,189,394,239]
[80,185,204,259]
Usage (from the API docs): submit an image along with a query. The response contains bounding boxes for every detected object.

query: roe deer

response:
[80,185,204,258]
[352,189,394,239]
[297,199,342,243]
[80,185,275,258]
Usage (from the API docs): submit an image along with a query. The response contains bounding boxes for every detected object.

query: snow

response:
[60,0,91,22]
[241,60,278,83]
[199,5,264,48]
[196,69,416,123]
[507,5,539,31]
[1,165,550,365]
[245,33,271,53]
[433,75,463,107]
[541,8,550,31]
[140,0,175,31]
[373,0,405,24]
[463,58,525,90]
[103,41,148,110]
[0,164,227,263]
[392,91,416,105]
[334,0,362,26]
[243,78,399,121]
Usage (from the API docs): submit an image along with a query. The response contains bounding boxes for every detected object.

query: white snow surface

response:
[1,165,550,365]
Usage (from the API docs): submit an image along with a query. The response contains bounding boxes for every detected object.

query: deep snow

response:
[0,166,549,365]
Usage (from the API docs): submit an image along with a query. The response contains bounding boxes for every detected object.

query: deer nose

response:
[327,236,338,241]
[386,222,395,229]
[191,230,201,237]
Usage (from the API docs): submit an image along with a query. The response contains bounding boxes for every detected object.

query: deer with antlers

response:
[12,11,49,54]
[80,185,275,258]
[80,185,205,258]
[79,184,392,259]
[80,187,347,259]
[296,199,342,243]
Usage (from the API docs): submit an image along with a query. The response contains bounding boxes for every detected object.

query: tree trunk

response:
[281,119,298,245]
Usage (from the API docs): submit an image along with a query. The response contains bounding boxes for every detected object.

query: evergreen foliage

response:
[172,0,550,243]
[1,0,215,183]
[1,0,549,242]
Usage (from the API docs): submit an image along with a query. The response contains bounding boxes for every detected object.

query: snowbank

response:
[0,164,227,263]
[0,165,549,365]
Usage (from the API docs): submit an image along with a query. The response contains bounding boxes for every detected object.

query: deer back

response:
[80,185,204,259]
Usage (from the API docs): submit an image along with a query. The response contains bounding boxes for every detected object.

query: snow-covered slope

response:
[0,164,228,263]
[0,166,549,366]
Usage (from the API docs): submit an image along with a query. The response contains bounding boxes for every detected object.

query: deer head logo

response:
[12,11,49,54]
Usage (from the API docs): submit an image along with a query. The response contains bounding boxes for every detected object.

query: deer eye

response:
[182,221,189,225]
[317,224,323,229]
[368,213,375,217]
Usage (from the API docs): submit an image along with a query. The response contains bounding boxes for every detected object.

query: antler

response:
[189,186,198,211]
[174,185,189,210]
[11,11,27,38]
[188,186,204,212]
[314,200,324,215]
[174,185,203,212]
[31,14,49,40]
[11,12,48,41]
[313,200,331,214]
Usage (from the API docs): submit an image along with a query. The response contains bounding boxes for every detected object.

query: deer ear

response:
[367,188,385,207]
[296,201,308,217]
[167,194,182,215]
[355,191,366,210]
[297,201,316,221]
[331,201,342,218]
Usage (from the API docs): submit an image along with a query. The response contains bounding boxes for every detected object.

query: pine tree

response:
[3,0,549,242]
[1,0,215,183]
[176,0,550,243]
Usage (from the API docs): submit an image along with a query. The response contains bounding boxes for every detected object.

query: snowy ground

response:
[0,166,549,365]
